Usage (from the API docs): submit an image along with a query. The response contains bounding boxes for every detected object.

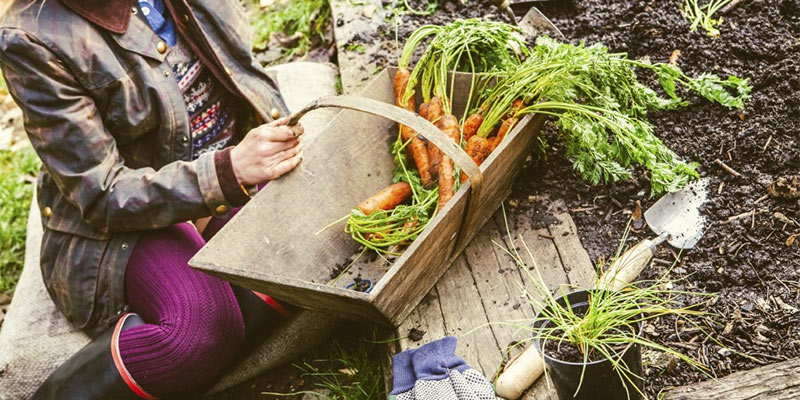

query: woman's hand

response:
[230,117,304,186]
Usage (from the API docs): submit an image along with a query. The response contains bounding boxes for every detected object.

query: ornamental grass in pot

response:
[501,223,720,400]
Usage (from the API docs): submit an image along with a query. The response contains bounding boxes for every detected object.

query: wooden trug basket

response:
[190,67,546,326]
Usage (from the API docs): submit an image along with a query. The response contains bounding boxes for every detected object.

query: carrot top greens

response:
[476,36,751,195]
[399,19,527,114]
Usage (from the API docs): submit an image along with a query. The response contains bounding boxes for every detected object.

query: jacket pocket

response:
[40,229,103,331]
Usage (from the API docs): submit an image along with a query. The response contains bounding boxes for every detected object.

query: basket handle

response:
[288,95,483,198]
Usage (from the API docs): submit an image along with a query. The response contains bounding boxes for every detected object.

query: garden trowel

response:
[598,177,710,290]
[493,0,566,40]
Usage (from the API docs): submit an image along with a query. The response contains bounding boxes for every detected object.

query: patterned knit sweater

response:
[166,37,237,160]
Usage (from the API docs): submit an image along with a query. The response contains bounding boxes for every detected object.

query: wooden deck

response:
[382,200,597,399]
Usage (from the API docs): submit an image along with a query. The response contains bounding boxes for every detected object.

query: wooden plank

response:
[372,188,467,325]
[664,358,800,400]
[191,70,397,287]
[396,289,447,352]
[329,0,390,93]
[494,207,570,303]
[436,257,502,376]
[193,260,384,322]
[548,200,597,288]
[455,114,547,253]
[463,217,535,369]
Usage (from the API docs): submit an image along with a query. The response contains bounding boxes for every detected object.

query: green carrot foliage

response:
[477,37,750,195]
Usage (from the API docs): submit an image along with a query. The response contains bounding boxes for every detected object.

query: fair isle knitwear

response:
[137,1,237,161]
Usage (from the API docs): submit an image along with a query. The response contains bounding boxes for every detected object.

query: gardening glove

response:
[390,336,498,400]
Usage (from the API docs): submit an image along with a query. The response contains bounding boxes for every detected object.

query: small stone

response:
[362,4,377,18]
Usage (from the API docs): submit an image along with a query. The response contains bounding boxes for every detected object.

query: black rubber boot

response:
[31,313,155,400]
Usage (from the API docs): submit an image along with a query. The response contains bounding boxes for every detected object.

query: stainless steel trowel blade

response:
[644,178,710,249]
[518,6,565,39]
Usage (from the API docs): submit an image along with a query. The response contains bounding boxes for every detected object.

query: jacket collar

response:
[59,0,133,34]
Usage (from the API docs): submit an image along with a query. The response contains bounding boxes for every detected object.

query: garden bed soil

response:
[505,0,800,396]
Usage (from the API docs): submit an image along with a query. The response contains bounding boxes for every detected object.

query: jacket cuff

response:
[213,147,251,207]
[196,151,233,216]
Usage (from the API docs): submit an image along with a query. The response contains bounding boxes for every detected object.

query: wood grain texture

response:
[663,358,800,400]
[436,257,502,376]
[330,0,390,93]
[548,200,597,288]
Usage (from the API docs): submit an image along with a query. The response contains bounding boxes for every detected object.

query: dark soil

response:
[408,327,426,341]
[504,0,800,396]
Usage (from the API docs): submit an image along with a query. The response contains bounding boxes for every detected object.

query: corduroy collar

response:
[59,0,133,34]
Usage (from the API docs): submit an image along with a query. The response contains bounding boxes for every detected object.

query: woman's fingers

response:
[268,153,303,179]
[260,138,298,156]
[267,116,290,127]
[259,123,304,142]
[290,123,304,137]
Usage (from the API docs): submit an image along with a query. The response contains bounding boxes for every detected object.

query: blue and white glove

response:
[390,336,498,400]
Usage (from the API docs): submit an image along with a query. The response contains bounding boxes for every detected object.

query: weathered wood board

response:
[330,0,393,94]
[383,200,597,399]
[664,357,800,400]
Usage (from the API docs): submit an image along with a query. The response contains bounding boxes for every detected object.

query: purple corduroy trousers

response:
[118,209,249,397]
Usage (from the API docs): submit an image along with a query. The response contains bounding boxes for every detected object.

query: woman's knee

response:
[161,295,246,358]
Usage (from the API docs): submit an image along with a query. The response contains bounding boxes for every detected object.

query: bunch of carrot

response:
[346,19,527,254]
[346,20,752,256]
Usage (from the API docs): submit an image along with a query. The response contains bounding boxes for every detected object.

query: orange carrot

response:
[418,102,430,121]
[394,69,411,105]
[492,117,517,151]
[462,113,483,143]
[461,135,490,183]
[466,135,489,166]
[427,96,443,123]
[483,138,494,159]
[492,99,525,151]
[425,97,445,181]
[508,99,525,117]
[395,69,433,188]
[358,182,413,215]
[436,114,459,210]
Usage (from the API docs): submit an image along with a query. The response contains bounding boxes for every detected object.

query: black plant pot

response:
[534,290,644,400]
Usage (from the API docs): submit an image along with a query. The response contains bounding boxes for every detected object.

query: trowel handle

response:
[495,344,545,399]
[596,233,668,291]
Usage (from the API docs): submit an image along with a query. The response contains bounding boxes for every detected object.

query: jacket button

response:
[157,41,168,54]
[215,204,229,215]
[225,67,233,76]
[43,206,52,217]
[164,70,171,78]
[121,242,129,251]
[270,108,280,119]
[183,135,189,142]
[183,14,190,23]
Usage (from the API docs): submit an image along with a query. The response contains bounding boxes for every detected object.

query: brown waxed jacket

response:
[0,0,288,336]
